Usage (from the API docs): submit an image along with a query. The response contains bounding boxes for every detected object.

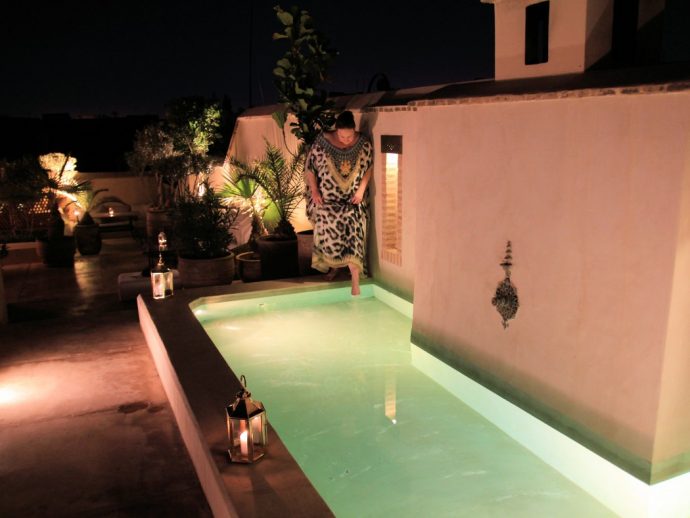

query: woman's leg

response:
[324,267,338,281]
[348,263,360,296]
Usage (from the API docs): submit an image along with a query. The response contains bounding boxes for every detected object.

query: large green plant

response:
[230,142,303,239]
[272,5,337,152]
[126,97,221,209]
[173,184,239,259]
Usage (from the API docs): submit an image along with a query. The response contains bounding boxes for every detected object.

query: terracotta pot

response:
[256,236,299,280]
[296,229,319,276]
[74,223,102,255]
[236,251,262,283]
[177,253,235,288]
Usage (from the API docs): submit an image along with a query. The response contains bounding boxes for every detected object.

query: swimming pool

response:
[193,284,614,517]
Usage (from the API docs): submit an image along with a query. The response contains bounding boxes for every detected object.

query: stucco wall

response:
[411,89,690,480]
[364,110,417,301]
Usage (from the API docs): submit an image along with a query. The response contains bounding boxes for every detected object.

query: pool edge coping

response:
[137,277,349,518]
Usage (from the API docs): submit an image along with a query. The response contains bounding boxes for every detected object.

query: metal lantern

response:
[227,375,267,463]
[151,232,173,299]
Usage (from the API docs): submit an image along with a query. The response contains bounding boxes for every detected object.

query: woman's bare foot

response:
[324,268,338,281]
[348,264,360,296]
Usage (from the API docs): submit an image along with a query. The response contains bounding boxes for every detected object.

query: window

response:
[380,135,403,266]
[525,1,549,65]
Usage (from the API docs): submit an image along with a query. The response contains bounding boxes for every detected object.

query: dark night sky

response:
[0,1,495,117]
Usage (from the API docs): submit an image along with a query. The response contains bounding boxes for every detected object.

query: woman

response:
[305,111,373,295]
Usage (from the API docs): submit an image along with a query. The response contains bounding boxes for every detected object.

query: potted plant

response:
[173,182,239,288]
[126,97,222,253]
[219,168,279,282]
[67,188,108,256]
[34,153,89,267]
[230,142,303,280]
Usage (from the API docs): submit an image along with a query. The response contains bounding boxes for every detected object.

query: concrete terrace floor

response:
[0,236,212,517]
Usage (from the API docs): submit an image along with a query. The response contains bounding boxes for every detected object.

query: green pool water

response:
[195,286,615,517]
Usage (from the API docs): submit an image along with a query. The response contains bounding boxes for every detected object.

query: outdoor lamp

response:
[227,375,267,463]
[151,232,173,299]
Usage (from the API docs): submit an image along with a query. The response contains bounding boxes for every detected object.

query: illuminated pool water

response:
[195,285,615,517]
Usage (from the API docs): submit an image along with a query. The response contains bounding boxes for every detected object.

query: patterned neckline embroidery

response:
[319,133,366,191]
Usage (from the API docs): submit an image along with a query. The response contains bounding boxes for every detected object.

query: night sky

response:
[0,1,495,117]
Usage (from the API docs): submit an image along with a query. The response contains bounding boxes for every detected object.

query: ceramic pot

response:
[74,223,102,255]
[256,236,299,280]
[236,251,262,283]
[177,253,235,288]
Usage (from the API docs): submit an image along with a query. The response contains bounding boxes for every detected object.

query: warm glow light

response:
[240,430,249,456]
[385,153,398,168]
[198,183,207,197]
[0,386,23,405]
[385,369,397,424]
[108,207,115,217]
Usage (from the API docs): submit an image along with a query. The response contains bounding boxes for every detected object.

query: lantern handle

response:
[236,374,251,399]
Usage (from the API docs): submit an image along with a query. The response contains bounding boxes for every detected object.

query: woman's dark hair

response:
[335,110,356,130]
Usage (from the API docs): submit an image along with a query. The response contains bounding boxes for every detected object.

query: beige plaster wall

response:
[412,90,690,469]
[363,110,417,301]
[74,172,155,220]
[652,131,690,478]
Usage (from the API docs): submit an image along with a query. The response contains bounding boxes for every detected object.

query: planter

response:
[236,251,262,283]
[35,236,76,267]
[256,236,299,280]
[296,229,319,276]
[177,253,235,288]
[74,223,102,256]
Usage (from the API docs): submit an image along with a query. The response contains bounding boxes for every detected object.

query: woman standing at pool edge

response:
[305,111,374,296]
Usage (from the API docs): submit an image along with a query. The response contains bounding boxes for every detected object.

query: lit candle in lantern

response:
[108,207,115,217]
[240,430,249,457]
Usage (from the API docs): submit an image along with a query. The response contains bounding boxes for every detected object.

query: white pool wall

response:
[411,344,690,518]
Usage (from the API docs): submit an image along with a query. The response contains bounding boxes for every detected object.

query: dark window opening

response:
[525,1,550,65]
[611,0,639,65]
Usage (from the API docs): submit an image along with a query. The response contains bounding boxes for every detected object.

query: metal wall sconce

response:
[150,231,173,299]
[227,375,267,463]
[492,241,519,329]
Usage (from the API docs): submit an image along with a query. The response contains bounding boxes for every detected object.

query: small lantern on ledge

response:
[108,206,115,217]
[227,375,267,463]
[151,231,173,299]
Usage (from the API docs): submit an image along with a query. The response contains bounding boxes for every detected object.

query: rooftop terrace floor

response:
[1,236,212,517]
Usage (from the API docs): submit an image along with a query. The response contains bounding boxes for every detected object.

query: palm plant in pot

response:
[219,169,277,282]
[35,153,89,267]
[230,141,303,280]
[67,188,108,255]
[173,182,239,288]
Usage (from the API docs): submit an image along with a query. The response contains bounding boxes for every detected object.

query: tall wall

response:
[364,109,417,302]
[411,88,690,482]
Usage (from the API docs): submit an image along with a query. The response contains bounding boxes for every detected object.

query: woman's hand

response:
[311,189,324,206]
[351,187,365,205]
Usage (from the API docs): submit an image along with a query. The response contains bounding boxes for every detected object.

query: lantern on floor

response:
[227,375,267,463]
[151,232,173,299]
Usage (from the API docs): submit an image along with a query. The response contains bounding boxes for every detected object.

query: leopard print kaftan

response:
[306,132,373,273]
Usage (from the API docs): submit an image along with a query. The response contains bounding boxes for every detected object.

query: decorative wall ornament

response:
[492,241,519,329]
